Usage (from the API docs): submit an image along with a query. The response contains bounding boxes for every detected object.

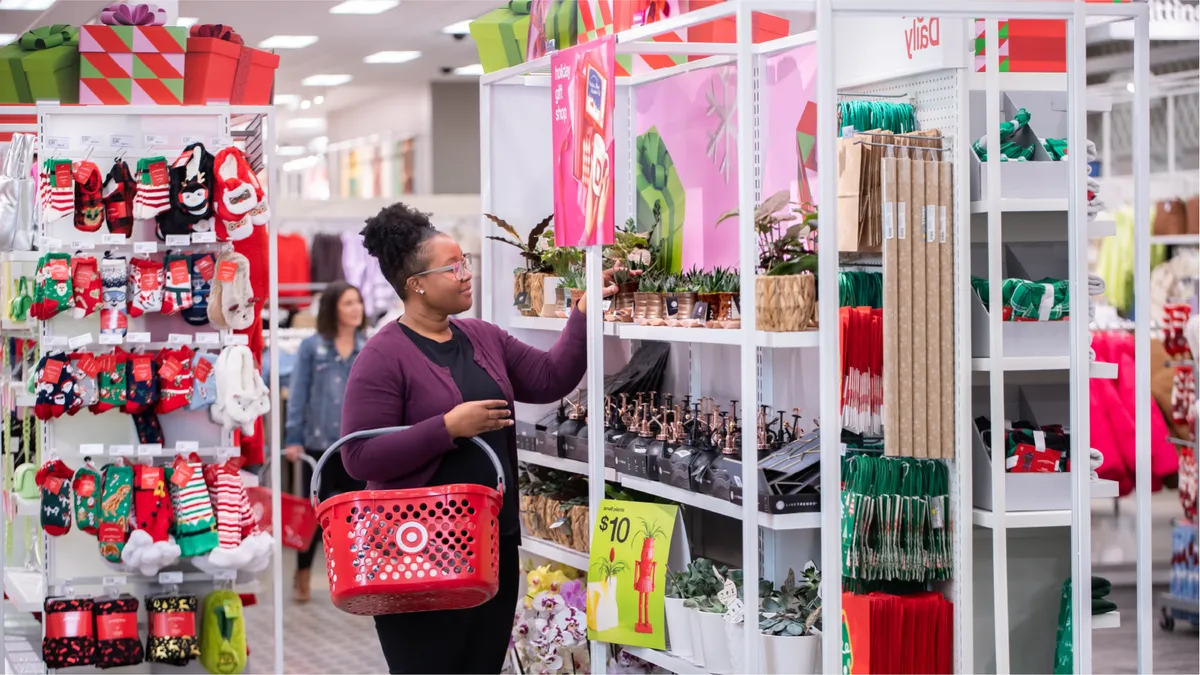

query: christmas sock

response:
[32,253,73,321]
[133,465,173,542]
[133,156,170,220]
[132,408,164,445]
[183,253,215,327]
[102,160,136,238]
[71,255,102,319]
[188,351,218,411]
[67,351,100,414]
[145,595,201,666]
[155,346,193,414]
[74,160,104,232]
[198,589,247,675]
[161,254,193,316]
[33,351,77,420]
[203,460,245,550]
[36,459,74,536]
[97,463,133,563]
[42,158,75,222]
[128,256,164,317]
[90,349,128,414]
[93,595,143,669]
[168,454,219,557]
[42,597,96,669]
[123,352,157,414]
[157,143,214,239]
[207,252,255,330]
[72,462,103,536]
[213,147,259,242]
[100,255,129,338]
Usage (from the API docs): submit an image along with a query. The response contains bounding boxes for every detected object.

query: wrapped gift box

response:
[0,41,34,103]
[184,33,242,104]
[231,47,278,105]
[685,0,788,59]
[133,53,184,104]
[469,6,531,74]
[0,26,80,104]
[80,24,186,105]
[974,19,1066,73]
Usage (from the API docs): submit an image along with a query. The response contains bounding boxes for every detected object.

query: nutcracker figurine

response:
[633,536,656,633]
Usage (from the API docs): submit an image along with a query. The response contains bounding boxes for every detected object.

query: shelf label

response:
[167,333,193,345]
[44,136,69,150]
[82,135,104,147]
[133,241,157,254]
[110,134,134,148]
[144,134,167,147]
[194,332,220,345]
[158,571,184,585]
[137,444,163,457]
[223,333,249,346]
[191,231,217,244]
[102,575,127,587]
[100,234,126,246]
[110,445,134,457]
[181,135,203,146]
[165,234,191,247]
[68,333,94,349]
[125,332,151,344]
[586,499,684,650]
[98,334,124,346]
[39,235,63,249]
[211,137,227,148]
[212,570,238,582]
[79,443,105,457]
[69,239,95,250]
[45,336,69,348]
[216,446,240,460]
[175,440,200,452]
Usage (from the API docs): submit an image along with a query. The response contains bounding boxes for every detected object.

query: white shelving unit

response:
[520,536,590,570]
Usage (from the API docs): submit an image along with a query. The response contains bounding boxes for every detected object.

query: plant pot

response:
[632,292,649,322]
[696,292,719,322]
[540,498,573,547]
[675,291,698,320]
[568,289,585,315]
[644,293,665,323]
[663,598,693,659]
[756,273,816,332]
[587,576,620,632]
[726,621,745,672]
[698,610,734,673]
[760,633,820,674]
[687,608,707,667]
[714,292,738,322]
[539,275,561,317]
[519,494,542,538]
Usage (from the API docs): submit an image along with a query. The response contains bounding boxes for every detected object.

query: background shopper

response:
[284,280,368,602]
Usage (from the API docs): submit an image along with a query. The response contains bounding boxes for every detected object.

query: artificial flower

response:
[534,590,565,613]
[560,579,586,610]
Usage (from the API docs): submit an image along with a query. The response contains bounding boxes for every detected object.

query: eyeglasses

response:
[412,253,472,282]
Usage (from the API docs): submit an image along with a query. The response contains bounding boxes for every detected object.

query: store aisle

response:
[1092,585,1199,674]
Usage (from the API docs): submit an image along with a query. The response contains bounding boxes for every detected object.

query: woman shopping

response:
[340,203,616,674]
[283,280,368,602]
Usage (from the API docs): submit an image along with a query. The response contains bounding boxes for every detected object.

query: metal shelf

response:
[970,198,1069,213]
[517,449,617,481]
[519,536,589,570]
[621,646,711,675]
[507,315,818,348]
[971,357,1118,379]
[1092,611,1121,630]
[1149,234,1199,246]
[973,508,1072,529]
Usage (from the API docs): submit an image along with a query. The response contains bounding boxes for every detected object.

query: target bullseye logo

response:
[396,522,429,553]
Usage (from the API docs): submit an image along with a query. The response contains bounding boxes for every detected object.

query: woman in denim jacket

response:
[284,280,368,602]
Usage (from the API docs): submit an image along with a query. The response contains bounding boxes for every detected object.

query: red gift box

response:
[685,0,788,61]
[184,36,241,104]
[231,46,278,105]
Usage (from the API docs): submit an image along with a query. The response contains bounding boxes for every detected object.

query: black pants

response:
[297,447,364,571]
[373,534,520,674]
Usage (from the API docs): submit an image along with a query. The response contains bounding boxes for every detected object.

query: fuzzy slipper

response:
[206,251,255,330]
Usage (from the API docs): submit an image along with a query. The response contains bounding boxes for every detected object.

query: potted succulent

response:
[758,563,822,674]
[718,191,818,332]
[721,569,777,672]
[679,559,721,668]
[695,267,739,327]
[608,266,637,320]
[696,593,734,674]
[633,271,665,324]
[558,267,585,317]
[540,234,585,319]
[663,570,694,660]
[485,213,553,317]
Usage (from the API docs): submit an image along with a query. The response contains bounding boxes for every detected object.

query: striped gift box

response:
[974,19,1066,73]
[79,24,186,105]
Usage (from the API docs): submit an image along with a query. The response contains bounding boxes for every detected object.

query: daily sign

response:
[905,17,941,60]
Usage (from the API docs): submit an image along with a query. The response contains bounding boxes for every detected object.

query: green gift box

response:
[635,127,686,274]
[469,8,531,74]
[7,25,80,104]
[544,0,579,53]
[0,41,32,103]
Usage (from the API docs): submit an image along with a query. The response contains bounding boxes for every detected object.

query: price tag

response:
[223,333,249,346]
[211,137,227,148]
[110,445,134,457]
[194,332,220,345]
[167,333,193,345]
[191,231,217,244]
[68,333,94,349]
[110,134,134,148]
[40,236,64,249]
[175,440,200,452]
[101,233,126,246]
[82,135,104,147]
[157,571,184,585]
[45,336,69,348]
[79,443,105,457]
[181,135,203,146]
[68,239,95,250]
[125,332,151,344]
[133,242,158,254]
[217,260,238,282]
[44,136,69,150]
[143,134,167,146]
[137,444,163,457]
[165,235,191,247]
[99,334,124,346]
[216,446,240,460]
[213,570,238,582]
[842,125,856,138]
[102,575,127,587]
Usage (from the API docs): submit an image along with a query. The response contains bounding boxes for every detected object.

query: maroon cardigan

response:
[339,312,588,489]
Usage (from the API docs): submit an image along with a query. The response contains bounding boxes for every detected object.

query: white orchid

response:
[533,590,565,613]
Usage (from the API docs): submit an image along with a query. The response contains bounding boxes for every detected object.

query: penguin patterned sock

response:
[155,346,193,414]
[122,352,157,415]
[128,257,164,317]
[156,143,214,239]
[183,253,214,326]
[71,255,102,319]
[100,255,129,337]
[42,597,96,669]
[67,351,99,414]
[94,595,143,669]
[36,459,74,536]
[133,156,170,220]
[102,160,136,238]
[97,463,133,563]
[161,254,193,316]
[72,463,103,536]
[90,349,128,414]
[188,351,218,411]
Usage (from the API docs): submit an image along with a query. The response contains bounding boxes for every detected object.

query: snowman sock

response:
[133,465,173,542]
[71,256,101,319]
[127,257,164,318]
[133,156,170,220]
[102,160,136,238]
[36,459,74,536]
[90,349,128,414]
[72,463,103,536]
[183,253,215,327]
[42,159,75,222]
[99,256,129,338]
[67,351,99,414]
[122,352,157,414]
[132,408,163,445]
[161,254,193,316]
[188,351,218,411]
[207,252,255,330]
[73,160,104,233]
[154,346,193,414]
[97,464,133,562]
[33,351,76,420]
[32,253,73,321]
[169,454,219,557]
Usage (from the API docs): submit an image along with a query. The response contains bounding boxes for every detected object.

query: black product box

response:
[727,432,823,514]
[662,449,715,493]
[515,420,539,453]
[560,431,589,463]
[614,443,660,481]
[604,442,618,470]
[730,487,821,514]
[535,428,562,457]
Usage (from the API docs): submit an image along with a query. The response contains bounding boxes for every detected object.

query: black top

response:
[401,323,519,535]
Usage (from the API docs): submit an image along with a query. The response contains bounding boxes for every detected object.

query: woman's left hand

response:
[577,267,638,315]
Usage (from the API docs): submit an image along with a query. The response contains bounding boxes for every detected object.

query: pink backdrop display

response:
[762,43,820,210]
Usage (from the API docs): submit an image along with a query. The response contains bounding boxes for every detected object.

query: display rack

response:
[1,104,284,674]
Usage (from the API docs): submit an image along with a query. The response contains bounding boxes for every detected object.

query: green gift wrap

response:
[0,41,32,103]
[470,8,531,74]
[635,127,686,274]
[543,0,579,53]
[8,25,80,104]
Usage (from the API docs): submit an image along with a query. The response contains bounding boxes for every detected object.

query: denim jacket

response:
[285,333,365,450]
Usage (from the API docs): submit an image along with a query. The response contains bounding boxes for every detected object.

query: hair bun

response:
[359,202,439,298]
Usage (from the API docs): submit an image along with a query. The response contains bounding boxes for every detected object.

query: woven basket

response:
[520,494,546,538]
[514,272,542,317]
[537,275,559,317]
[756,274,816,332]
[540,498,574,547]
[567,505,590,553]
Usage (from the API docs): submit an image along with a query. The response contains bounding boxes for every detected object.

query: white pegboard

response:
[842,70,963,141]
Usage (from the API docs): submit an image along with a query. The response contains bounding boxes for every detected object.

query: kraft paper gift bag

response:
[939,160,955,458]
[910,155,928,458]
[882,155,899,456]
[924,156,942,459]
[896,154,914,458]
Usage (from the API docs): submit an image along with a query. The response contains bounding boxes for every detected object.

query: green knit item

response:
[1043,138,1069,161]
[971,277,1070,321]
[200,589,247,675]
[973,108,1035,161]
[98,464,133,562]
[33,252,73,319]
[72,464,103,536]
[168,459,219,557]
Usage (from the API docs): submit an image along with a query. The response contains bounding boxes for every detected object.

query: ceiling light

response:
[302,74,352,87]
[176,17,199,28]
[257,35,318,50]
[0,1,57,9]
[300,99,312,109]
[442,20,473,36]
[0,34,17,45]
[454,63,485,77]
[314,96,325,105]
[1126,82,1136,93]
[329,0,398,15]
[274,94,301,106]
[276,145,308,157]
[286,118,326,131]
[364,50,422,65]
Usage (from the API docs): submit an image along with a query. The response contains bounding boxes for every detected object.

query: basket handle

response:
[310,426,506,508]
[258,452,317,490]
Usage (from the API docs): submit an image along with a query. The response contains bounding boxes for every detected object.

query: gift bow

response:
[100,3,167,26]
[18,24,78,50]
[189,23,245,45]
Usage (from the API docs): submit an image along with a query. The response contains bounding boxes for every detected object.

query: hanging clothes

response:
[1095,208,1166,315]
[277,233,312,310]
[310,232,345,284]
[341,230,395,320]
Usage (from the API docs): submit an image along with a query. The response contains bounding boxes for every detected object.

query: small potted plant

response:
[696,267,739,328]
[485,213,552,317]
[633,271,665,324]
[679,559,721,668]
[663,570,694,660]
[558,266,585,317]
[758,563,822,674]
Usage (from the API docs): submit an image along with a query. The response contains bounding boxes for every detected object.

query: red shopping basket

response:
[312,427,503,616]
[247,454,318,552]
